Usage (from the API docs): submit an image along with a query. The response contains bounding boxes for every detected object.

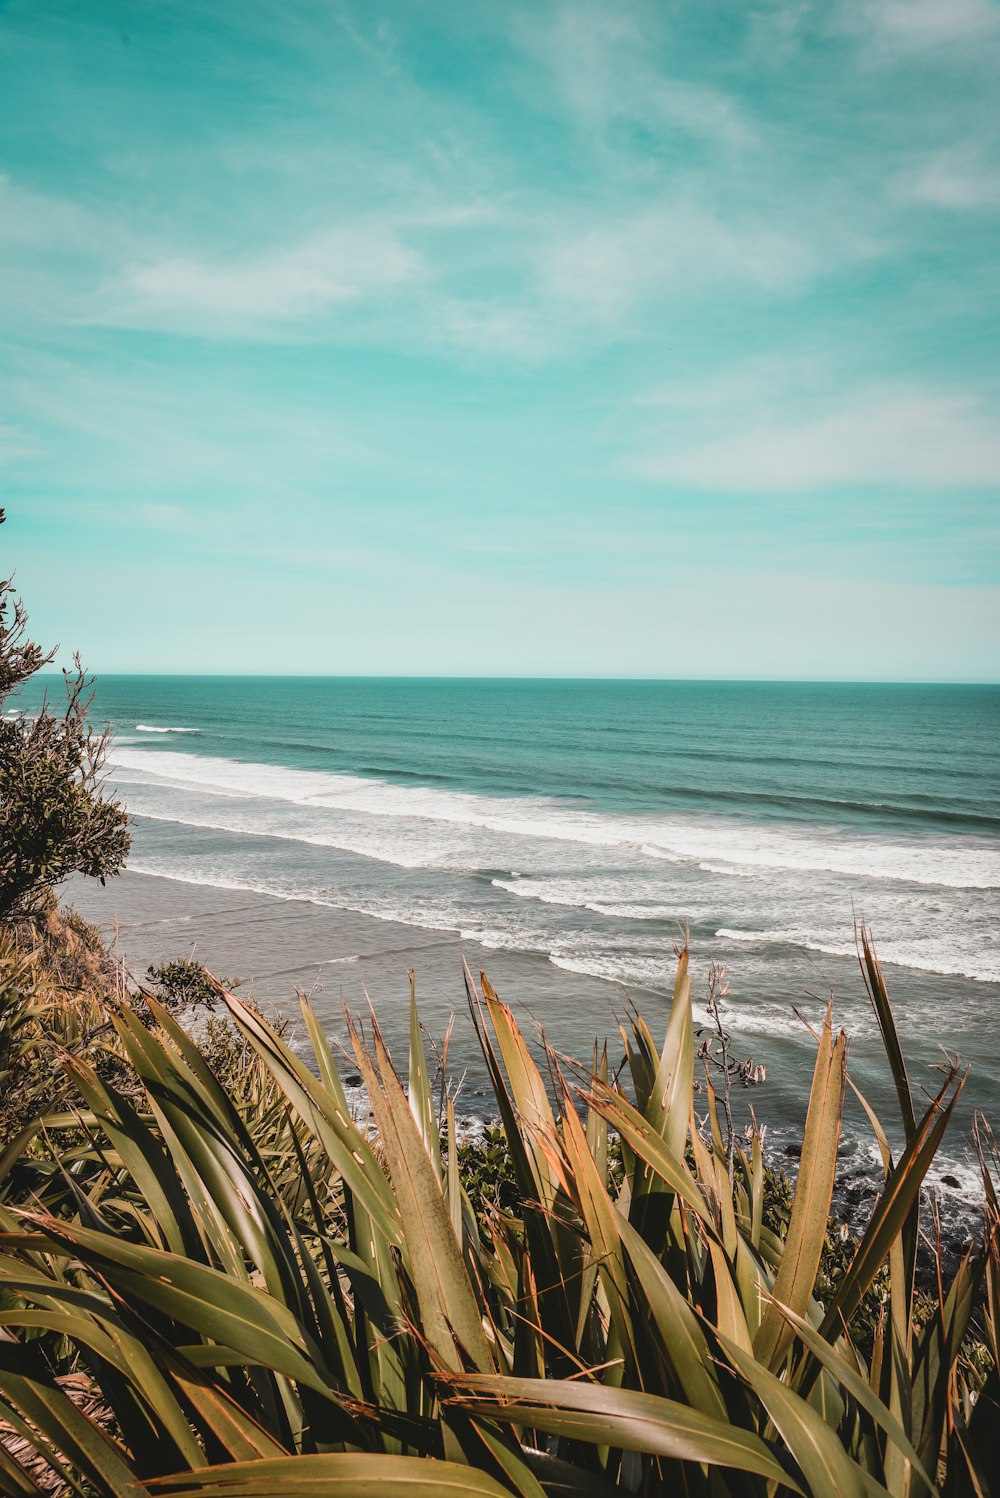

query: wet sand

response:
[62,869,672,1093]
[61,868,989,1251]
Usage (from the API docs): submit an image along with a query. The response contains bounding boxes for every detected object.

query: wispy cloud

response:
[432,297,553,359]
[633,388,1000,490]
[4,0,999,674]
[895,146,1000,210]
[858,0,1000,49]
[0,418,34,467]
[517,3,759,154]
[0,171,478,343]
[0,174,112,325]
[536,202,819,322]
[109,224,424,334]
[0,346,380,517]
[133,502,186,530]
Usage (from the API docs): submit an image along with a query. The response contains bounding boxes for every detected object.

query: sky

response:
[1,0,999,679]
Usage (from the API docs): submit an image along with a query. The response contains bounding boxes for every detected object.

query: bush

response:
[145,956,240,1010]
[0,508,130,923]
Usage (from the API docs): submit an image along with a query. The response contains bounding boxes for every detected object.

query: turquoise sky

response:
[2,0,999,678]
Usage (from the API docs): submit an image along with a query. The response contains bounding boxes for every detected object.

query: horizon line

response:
[28,671,1000,688]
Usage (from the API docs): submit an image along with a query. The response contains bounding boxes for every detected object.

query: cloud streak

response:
[634,389,1000,491]
[859,0,1000,50]
[895,147,1000,211]
[112,225,424,333]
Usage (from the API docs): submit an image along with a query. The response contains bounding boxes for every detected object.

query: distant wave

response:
[135,724,201,734]
[123,859,465,947]
[715,927,1000,986]
[106,744,1000,892]
[627,780,1000,834]
[493,876,678,923]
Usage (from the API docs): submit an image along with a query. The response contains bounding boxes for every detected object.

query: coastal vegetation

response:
[0,510,129,925]
[1,918,998,1496]
[1,523,999,1495]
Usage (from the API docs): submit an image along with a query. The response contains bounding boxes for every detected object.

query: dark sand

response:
[63,869,671,1098]
[61,868,989,1253]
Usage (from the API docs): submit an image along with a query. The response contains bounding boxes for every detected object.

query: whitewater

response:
[104,732,1000,990]
[24,674,999,1242]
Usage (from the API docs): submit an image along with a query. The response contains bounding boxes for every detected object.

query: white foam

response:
[125,858,463,941]
[715,927,1000,985]
[492,877,598,909]
[459,925,550,955]
[647,825,1000,892]
[109,744,1000,892]
[106,744,1000,993]
[717,927,855,959]
[136,724,201,734]
[493,876,679,923]
[586,900,679,921]
[125,860,339,908]
[118,802,447,870]
[545,947,694,998]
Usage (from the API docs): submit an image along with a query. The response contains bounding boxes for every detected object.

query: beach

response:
[64,865,673,1093]
[28,672,998,1245]
[65,859,993,1250]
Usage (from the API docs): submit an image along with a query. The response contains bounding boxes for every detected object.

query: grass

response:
[0,911,998,1495]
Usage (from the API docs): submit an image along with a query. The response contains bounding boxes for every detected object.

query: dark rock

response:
[940,1174,961,1189]
[343,1072,362,1087]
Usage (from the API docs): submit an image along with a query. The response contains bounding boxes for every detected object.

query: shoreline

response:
[62,867,675,1092]
[62,867,991,1259]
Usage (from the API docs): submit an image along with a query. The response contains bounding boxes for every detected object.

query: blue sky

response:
[2,0,999,678]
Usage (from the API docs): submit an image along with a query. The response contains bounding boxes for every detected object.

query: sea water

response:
[19,675,1000,1234]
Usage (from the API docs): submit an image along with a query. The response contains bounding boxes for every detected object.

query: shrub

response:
[145,957,240,1010]
[0,509,130,923]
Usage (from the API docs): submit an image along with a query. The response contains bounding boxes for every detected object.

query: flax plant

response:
[0,928,996,1495]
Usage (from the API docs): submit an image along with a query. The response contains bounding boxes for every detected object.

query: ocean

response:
[20,675,1000,1237]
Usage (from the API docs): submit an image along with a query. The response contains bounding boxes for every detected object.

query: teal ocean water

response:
[18,676,1000,1223]
[22,675,1000,983]
[59,677,1000,971]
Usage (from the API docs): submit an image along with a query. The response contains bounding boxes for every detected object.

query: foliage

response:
[146,959,240,1011]
[0,510,130,923]
[0,919,996,1495]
